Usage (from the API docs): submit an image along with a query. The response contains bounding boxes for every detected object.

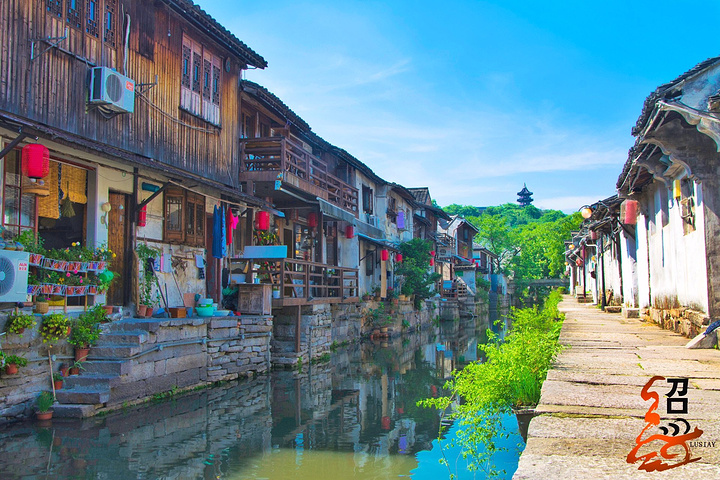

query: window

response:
[51,0,117,46]
[164,187,206,246]
[362,185,373,215]
[2,150,37,236]
[387,196,396,220]
[181,35,222,125]
[104,0,117,47]
[47,0,63,17]
[86,0,99,37]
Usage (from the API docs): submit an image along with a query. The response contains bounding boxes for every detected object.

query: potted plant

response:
[69,360,84,376]
[14,230,46,264]
[39,313,70,343]
[3,354,28,374]
[53,372,64,390]
[58,363,69,377]
[5,312,37,336]
[35,391,54,420]
[34,294,49,314]
[69,316,100,361]
[137,243,160,317]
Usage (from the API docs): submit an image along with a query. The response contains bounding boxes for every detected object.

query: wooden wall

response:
[0,0,244,185]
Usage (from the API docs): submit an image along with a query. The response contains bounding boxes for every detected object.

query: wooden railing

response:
[246,258,359,305]
[240,136,359,215]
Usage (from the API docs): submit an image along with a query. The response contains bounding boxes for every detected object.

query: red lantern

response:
[381,416,391,430]
[429,250,435,257]
[590,230,597,240]
[430,258,435,267]
[623,200,638,225]
[256,211,270,231]
[138,205,147,227]
[308,212,318,228]
[395,253,403,263]
[345,225,354,239]
[381,249,389,261]
[21,144,50,179]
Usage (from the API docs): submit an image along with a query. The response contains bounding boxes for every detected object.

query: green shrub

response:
[36,391,54,412]
[39,313,69,343]
[5,313,36,337]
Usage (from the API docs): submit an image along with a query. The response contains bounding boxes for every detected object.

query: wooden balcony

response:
[240,136,359,214]
[246,258,359,307]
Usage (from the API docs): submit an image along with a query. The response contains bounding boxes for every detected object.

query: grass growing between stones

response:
[419,289,565,477]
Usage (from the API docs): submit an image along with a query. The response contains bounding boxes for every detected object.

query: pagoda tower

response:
[517,184,533,207]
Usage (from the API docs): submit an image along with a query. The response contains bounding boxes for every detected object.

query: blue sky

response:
[197,0,720,212]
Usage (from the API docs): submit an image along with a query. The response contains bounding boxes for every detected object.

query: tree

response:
[395,239,441,306]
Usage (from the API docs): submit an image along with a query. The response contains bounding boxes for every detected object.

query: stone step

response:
[55,387,110,405]
[89,344,144,359]
[52,403,98,418]
[62,374,120,389]
[82,359,131,376]
[107,319,161,333]
[96,330,149,346]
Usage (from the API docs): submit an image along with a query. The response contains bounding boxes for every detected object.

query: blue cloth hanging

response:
[212,205,227,259]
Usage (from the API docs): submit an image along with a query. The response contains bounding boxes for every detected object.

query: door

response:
[206,215,221,300]
[107,192,129,306]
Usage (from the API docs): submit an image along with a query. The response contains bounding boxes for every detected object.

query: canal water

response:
[0,308,523,479]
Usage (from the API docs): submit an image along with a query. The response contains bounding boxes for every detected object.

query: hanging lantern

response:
[21,144,50,179]
[138,205,147,227]
[429,250,435,257]
[345,225,354,239]
[580,206,593,219]
[381,249,389,261]
[256,211,270,231]
[672,179,682,199]
[622,200,638,225]
[430,258,435,267]
[395,253,403,263]
[308,212,318,228]
[575,258,583,267]
[590,230,597,240]
[396,210,405,229]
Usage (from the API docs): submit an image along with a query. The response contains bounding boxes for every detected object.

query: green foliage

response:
[14,230,45,254]
[36,391,54,412]
[39,313,69,343]
[395,239,442,306]
[4,354,27,367]
[443,204,483,217]
[419,290,565,474]
[137,243,161,306]
[364,302,392,328]
[69,314,101,348]
[5,313,37,336]
[52,372,63,381]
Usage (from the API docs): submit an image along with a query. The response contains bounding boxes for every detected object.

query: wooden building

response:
[0,0,271,308]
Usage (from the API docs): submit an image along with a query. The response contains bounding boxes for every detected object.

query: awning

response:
[317,198,356,224]
[357,233,400,252]
[452,254,473,265]
[355,219,384,239]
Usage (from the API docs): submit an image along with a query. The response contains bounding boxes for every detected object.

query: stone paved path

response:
[513,296,720,479]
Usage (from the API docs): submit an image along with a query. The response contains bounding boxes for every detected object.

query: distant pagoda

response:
[517,183,533,207]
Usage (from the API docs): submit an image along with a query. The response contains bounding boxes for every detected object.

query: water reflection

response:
[0,306,518,479]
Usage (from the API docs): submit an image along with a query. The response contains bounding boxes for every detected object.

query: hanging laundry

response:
[226,205,238,248]
[212,205,223,259]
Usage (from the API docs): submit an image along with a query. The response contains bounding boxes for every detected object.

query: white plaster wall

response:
[636,210,651,308]
[646,181,708,312]
[620,229,638,307]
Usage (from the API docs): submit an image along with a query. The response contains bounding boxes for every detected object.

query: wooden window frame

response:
[362,185,373,215]
[163,187,206,246]
[181,34,222,126]
[56,0,117,47]
[1,149,38,236]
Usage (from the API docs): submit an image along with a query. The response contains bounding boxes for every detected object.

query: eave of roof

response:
[164,0,267,69]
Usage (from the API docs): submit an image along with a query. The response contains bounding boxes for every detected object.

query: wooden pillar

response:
[295,305,301,353]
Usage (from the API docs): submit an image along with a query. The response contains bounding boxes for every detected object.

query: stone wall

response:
[644,307,710,339]
[0,311,75,423]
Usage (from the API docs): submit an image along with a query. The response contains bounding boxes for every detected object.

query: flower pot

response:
[54,380,63,390]
[168,307,186,318]
[34,301,49,314]
[36,411,53,421]
[103,305,114,315]
[512,407,536,443]
[4,363,18,375]
[75,348,90,362]
[69,367,79,376]
[136,305,148,317]
[59,366,69,377]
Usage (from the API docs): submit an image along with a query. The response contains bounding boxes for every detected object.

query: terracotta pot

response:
[75,348,90,362]
[4,363,18,375]
[136,305,148,317]
[34,301,49,314]
[59,366,69,377]
[54,380,63,390]
[36,411,53,421]
[69,367,79,376]
[103,305,114,315]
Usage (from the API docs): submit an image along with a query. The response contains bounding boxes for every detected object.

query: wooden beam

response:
[137,182,170,210]
[0,132,32,160]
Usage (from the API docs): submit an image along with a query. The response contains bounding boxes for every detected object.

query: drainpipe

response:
[582,246,587,301]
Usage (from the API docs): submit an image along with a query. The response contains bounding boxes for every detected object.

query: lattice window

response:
[212,64,220,105]
[182,45,191,88]
[86,0,99,37]
[47,0,63,17]
[66,0,82,29]
[202,59,211,100]
[103,0,117,47]
[192,52,202,93]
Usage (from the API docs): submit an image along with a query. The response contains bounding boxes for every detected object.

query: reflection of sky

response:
[411,414,524,479]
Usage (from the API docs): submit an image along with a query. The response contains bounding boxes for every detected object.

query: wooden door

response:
[107,192,129,306]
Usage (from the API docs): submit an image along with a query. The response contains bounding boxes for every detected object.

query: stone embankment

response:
[514,296,720,479]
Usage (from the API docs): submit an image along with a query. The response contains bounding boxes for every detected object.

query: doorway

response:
[107,192,129,306]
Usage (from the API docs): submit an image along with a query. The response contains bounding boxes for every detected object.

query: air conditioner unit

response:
[88,66,135,113]
[0,251,29,303]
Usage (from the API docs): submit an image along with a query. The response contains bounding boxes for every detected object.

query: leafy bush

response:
[36,391,54,412]
[5,313,37,336]
[395,239,441,307]
[4,355,28,368]
[39,313,69,343]
[68,317,101,348]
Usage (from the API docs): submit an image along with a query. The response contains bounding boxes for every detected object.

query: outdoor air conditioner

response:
[0,251,29,303]
[88,66,135,113]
